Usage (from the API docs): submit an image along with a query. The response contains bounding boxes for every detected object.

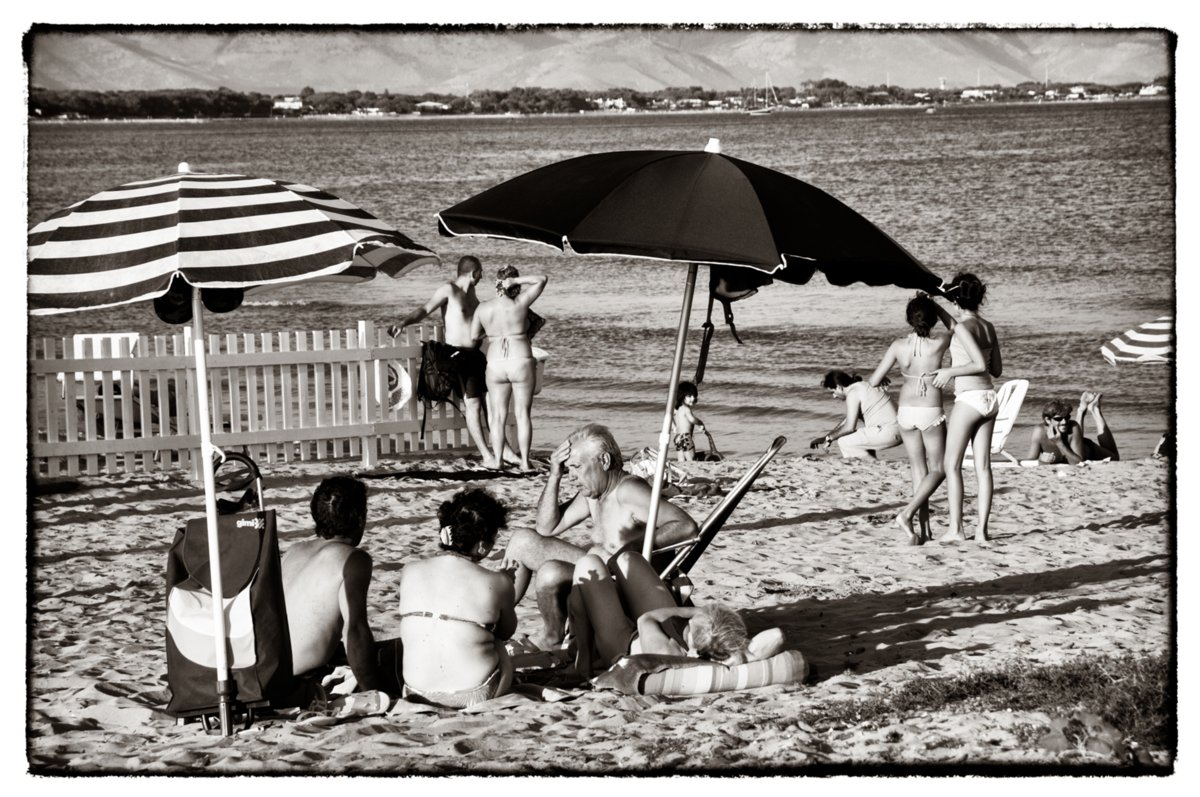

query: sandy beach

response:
[24,447,1174,775]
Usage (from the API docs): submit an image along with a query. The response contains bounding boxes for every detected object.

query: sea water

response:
[26,101,1175,459]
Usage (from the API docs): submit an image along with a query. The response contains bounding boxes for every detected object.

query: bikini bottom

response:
[402,665,506,709]
[954,389,999,419]
[896,405,946,432]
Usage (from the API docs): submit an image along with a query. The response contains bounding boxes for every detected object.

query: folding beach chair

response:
[963,379,1028,468]
[654,435,786,602]
[164,451,293,732]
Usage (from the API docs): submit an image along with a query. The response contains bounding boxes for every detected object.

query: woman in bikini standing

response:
[930,272,1003,545]
[471,265,548,471]
[397,488,518,708]
[868,293,953,545]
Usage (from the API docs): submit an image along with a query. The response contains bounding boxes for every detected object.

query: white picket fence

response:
[28,321,473,478]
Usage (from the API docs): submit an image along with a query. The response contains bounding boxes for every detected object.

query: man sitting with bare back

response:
[500,423,699,647]
[281,475,382,693]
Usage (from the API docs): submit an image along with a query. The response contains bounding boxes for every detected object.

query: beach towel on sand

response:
[592,649,808,697]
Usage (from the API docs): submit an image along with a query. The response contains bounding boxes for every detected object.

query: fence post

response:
[358,320,379,470]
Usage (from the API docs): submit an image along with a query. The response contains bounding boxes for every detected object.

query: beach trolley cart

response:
[164,452,293,732]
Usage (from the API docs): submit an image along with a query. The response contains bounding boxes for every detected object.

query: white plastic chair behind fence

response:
[58,332,140,399]
[963,379,1029,467]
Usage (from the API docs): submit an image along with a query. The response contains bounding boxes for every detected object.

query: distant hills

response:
[26,26,1173,94]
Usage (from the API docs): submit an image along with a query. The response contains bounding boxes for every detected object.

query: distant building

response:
[591,96,627,111]
[273,97,304,112]
[960,88,997,101]
[415,101,451,112]
[1139,84,1168,96]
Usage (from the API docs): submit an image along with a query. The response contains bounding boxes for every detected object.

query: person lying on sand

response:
[397,488,518,709]
[500,423,699,648]
[567,550,784,677]
[1025,393,1119,464]
[281,476,382,693]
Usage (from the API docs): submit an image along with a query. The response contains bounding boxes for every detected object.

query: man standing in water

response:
[389,255,514,466]
[501,424,699,647]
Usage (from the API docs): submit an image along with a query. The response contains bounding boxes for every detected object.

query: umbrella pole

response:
[191,290,234,737]
[643,263,699,560]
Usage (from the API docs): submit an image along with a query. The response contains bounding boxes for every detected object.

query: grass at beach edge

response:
[800,652,1172,765]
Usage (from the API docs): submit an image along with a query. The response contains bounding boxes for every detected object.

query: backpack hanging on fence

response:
[164,452,293,728]
[415,340,465,439]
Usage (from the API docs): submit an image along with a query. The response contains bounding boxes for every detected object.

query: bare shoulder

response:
[613,473,653,508]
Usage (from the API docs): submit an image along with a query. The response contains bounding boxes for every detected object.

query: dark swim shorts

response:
[449,345,487,399]
[672,433,695,453]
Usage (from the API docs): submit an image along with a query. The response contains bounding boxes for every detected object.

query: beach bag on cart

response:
[164,451,293,725]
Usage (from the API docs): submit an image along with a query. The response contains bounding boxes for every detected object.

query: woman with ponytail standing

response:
[930,273,1003,544]
[868,294,953,544]
[472,266,548,471]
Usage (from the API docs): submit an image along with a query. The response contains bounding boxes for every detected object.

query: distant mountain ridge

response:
[27,26,1172,94]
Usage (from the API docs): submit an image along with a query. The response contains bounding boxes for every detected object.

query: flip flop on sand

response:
[296,689,392,727]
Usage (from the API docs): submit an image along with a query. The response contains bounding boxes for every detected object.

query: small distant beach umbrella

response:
[437,138,942,556]
[28,163,440,736]
[1101,316,1173,365]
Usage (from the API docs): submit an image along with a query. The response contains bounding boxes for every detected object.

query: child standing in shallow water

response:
[672,381,705,461]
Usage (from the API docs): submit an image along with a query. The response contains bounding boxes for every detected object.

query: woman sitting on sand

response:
[868,294,954,545]
[397,488,518,709]
[929,273,1003,544]
[809,370,902,459]
[567,551,783,676]
[471,266,548,471]
[1025,393,1119,464]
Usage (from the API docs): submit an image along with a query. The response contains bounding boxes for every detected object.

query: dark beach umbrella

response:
[28,163,440,736]
[437,139,943,555]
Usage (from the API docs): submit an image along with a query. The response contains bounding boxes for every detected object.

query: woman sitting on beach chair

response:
[397,488,518,708]
[568,551,782,676]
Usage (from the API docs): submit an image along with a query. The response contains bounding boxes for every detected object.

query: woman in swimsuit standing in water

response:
[929,272,1003,545]
[397,488,518,708]
[868,293,953,545]
[471,265,548,471]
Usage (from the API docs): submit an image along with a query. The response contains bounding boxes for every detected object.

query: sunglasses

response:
[1044,415,1067,422]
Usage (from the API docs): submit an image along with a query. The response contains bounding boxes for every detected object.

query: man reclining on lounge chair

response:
[499,423,699,648]
[282,476,393,696]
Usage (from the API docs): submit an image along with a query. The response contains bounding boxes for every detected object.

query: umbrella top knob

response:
[704,138,721,154]
[178,162,191,174]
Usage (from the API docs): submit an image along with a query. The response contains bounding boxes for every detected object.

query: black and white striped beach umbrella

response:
[1101,316,1173,364]
[28,163,440,314]
[27,163,439,736]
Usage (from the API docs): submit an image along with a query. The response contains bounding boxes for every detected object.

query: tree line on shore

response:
[29,76,1170,120]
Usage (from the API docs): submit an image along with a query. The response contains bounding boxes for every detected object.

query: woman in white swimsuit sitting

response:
[471,266,548,471]
[397,488,518,709]
[809,370,902,459]
[868,293,953,545]
[929,272,1003,545]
